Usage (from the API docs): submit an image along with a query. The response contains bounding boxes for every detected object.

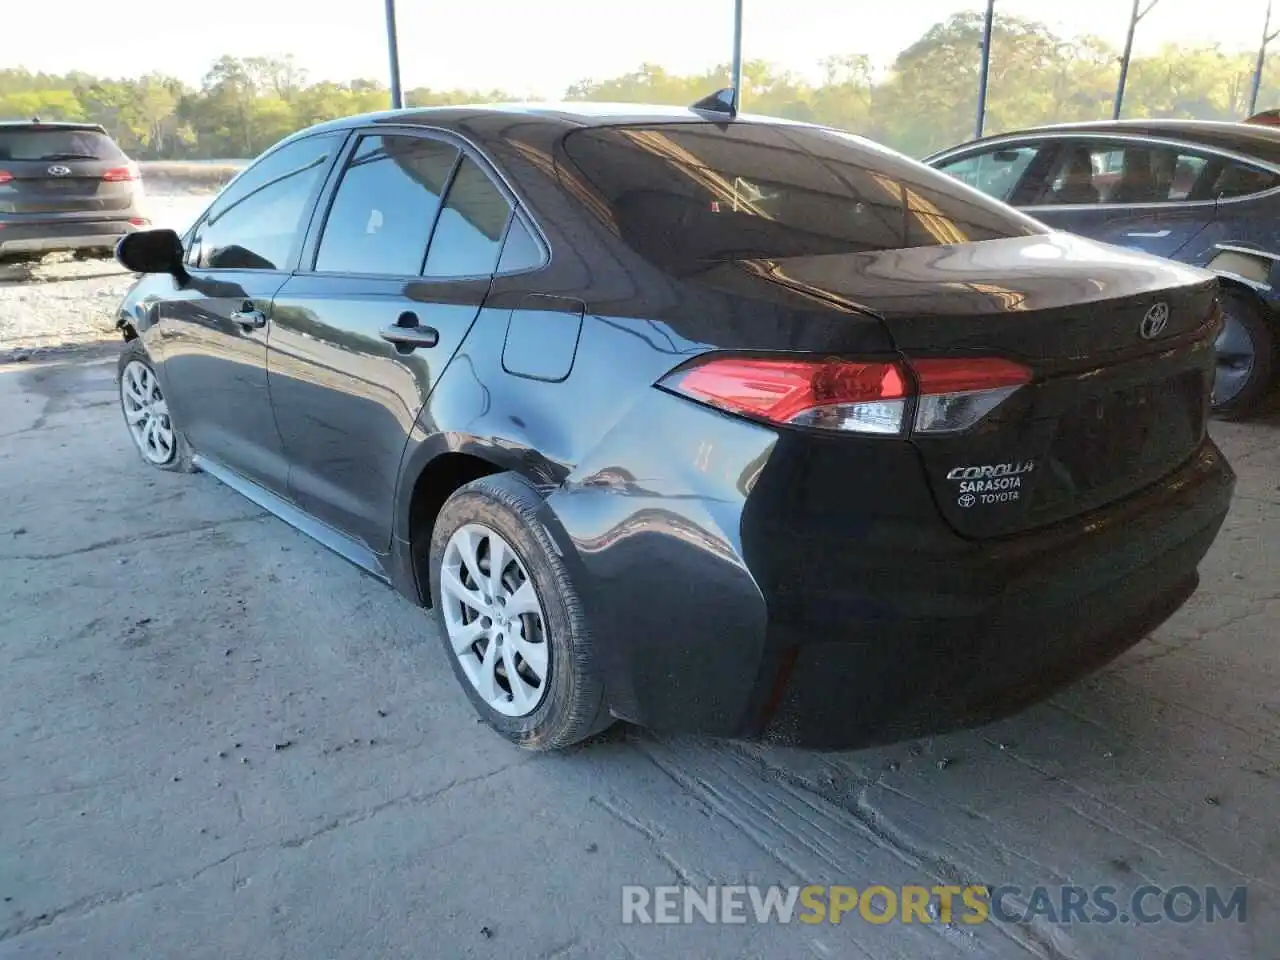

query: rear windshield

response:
[562,122,1043,269]
[0,128,125,163]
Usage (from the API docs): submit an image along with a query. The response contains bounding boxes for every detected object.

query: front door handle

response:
[381,311,439,350]
[230,303,267,329]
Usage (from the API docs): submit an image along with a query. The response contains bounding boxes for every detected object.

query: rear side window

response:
[1028,142,1213,206]
[315,134,459,276]
[191,134,338,271]
[935,146,1038,202]
[424,156,513,277]
[0,128,125,162]
[496,214,543,273]
[562,123,1041,269]
[1210,159,1280,199]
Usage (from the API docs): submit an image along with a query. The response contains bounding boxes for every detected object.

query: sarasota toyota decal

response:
[947,460,1035,507]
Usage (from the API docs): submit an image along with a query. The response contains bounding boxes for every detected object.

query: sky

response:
[8,0,1274,96]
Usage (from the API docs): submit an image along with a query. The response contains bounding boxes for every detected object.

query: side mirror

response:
[116,228,186,277]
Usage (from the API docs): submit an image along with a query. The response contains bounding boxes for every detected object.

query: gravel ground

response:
[0,351,1276,957]
[0,193,211,358]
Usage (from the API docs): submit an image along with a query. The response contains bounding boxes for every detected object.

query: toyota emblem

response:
[47,165,72,177]
[1140,302,1169,340]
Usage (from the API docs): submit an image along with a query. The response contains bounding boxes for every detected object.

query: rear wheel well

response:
[408,452,503,606]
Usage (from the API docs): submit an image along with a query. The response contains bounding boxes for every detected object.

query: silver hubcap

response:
[120,360,175,465]
[440,524,549,717]
[1213,311,1256,406]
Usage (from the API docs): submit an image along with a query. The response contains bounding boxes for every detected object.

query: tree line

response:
[3,12,1277,161]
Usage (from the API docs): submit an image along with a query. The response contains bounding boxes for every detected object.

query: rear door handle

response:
[230,304,267,329]
[381,311,439,350]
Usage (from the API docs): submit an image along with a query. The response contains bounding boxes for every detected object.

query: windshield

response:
[0,128,125,162]
[562,122,1044,269]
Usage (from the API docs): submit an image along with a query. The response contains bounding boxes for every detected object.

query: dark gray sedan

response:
[0,120,149,261]
[927,119,1280,418]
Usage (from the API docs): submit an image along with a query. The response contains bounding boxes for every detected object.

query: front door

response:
[153,133,343,493]
[269,132,517,550]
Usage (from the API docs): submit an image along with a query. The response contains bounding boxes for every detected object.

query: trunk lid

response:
[763,231,1219,538]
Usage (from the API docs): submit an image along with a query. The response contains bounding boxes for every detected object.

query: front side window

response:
[1028,142,1213,206]
[935,146,1038,202]
[423,156,513,277]
[315,134,459,276]
[191,134,339,271]
[561,122,1042,270]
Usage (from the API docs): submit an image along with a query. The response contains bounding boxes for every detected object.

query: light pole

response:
[1113,0,1159,120]
[975,0,996,138]
[385,0,403,109]
[731,0,744,114]
[1249,0,1279,116]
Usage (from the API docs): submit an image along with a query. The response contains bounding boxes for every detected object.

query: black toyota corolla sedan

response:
[113,101,1235,750]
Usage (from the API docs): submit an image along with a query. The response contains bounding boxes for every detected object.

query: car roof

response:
[289,101,816,141]
[929,118,1280,165]
[0,120,109,134]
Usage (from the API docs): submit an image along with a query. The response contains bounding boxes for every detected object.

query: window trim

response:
[297,123,549,283]
[183,130,348,275]
[929,131,1280,211]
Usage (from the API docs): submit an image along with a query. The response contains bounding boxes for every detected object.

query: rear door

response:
[0,126,136,220]
[153,133,343,493]
[268,130,518,550]
[1015,138,1216,260]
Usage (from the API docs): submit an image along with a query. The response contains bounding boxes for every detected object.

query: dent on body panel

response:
[545,388,777,730]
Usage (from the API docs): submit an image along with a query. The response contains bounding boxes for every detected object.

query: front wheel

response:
[1212,289,1275,420]
[117,340,196,472]
[429,473,610,750]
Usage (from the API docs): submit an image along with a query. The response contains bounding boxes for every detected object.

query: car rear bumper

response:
[759,443,1231,748]
[0,218,142,257]
[545,390,1234,748]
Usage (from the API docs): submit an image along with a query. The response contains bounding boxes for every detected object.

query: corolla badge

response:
[1140,302,1170,340]
[946,460,1035,508]
[46,165,72,177]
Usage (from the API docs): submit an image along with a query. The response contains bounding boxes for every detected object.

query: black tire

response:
[429,473,611,750]
[116,340,197,473]
[1212,288,1276,421]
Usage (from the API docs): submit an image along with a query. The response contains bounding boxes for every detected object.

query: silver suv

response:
[0,120,149,261]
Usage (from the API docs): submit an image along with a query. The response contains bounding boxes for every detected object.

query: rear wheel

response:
[1212,288,1275,420]
[429,473,610,750]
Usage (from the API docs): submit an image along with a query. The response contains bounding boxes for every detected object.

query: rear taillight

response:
[661,355,1031,436]
[102,164,139,182]
[0,171,12,184]
[908,357,1031,434]
[663,356,909,435]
